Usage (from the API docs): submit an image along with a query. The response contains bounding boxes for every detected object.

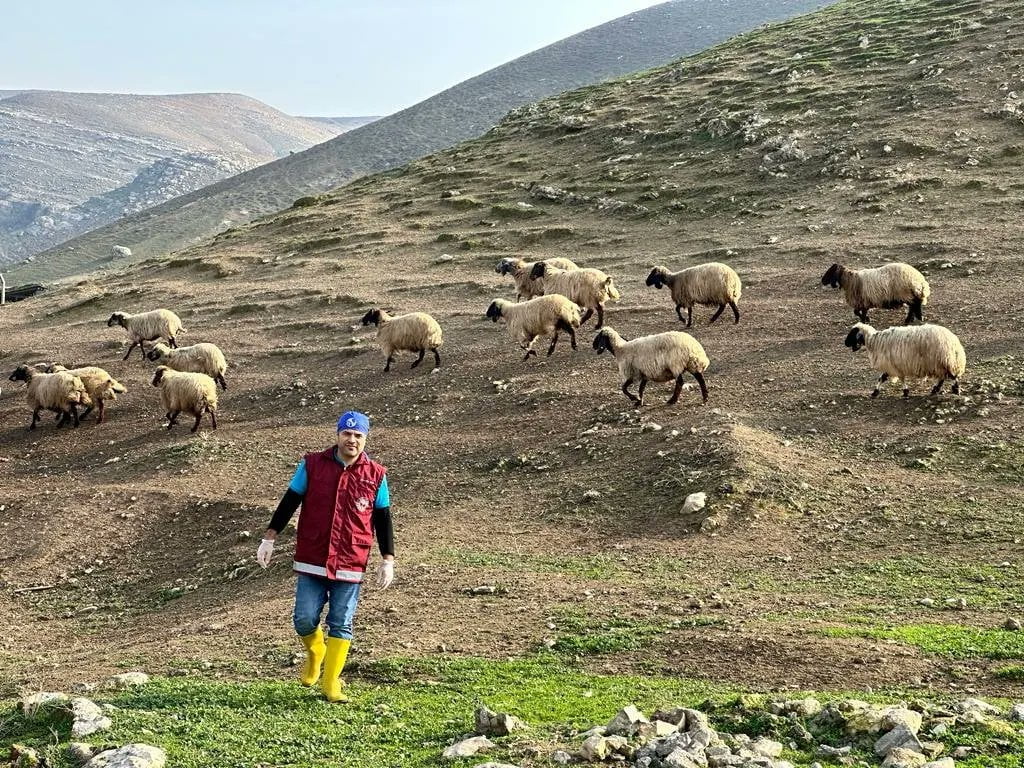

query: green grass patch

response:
[437,547,625,580]
[548,612,721,657]
[992,664,1024,681]
[0,657,735,768]
[821,623,1024,660]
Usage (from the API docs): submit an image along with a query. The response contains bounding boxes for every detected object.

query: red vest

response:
[292,447,387,583]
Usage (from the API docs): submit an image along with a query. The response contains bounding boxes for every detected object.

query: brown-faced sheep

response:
[486,294,581,360]
[528,262,620,329]
[360,308,443,372]
[495,256,579,301]
[146,342,228,390]
[822,262,930,324]
[645,263,742,327]
[151,366,218,432]
[593,327,710,408]
[8,365,90,429]
[44,364,126,423]
[107,309,186,360]
[844,322,966,398]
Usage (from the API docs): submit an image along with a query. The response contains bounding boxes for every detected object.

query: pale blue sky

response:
[1,1,664,116]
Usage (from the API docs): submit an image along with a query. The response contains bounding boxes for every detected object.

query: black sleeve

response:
[267,489,303,534]
[371,506,395,557]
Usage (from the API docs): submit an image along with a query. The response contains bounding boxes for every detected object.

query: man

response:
[256,411,394,702]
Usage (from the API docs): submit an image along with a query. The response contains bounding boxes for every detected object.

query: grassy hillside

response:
[9,0,837,283]
[1,1,1023,756]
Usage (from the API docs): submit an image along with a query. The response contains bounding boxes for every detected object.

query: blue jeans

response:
[293,573,362,640]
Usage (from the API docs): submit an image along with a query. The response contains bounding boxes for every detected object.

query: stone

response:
[20,691,71,718]
[816,745,851,757]
[85,744,167,768]
[11,744,42,768]
[681,492,707,514]
[605,704,650,735]
[68,742,97,764]
[1010,703,1024,721]
[105,672,150,689]
[551,751,573,765]
[475,706,527,736]
[875,725,923,757]
[442,736,495,759]
[662,748,703,768]
[751,737,783,758]
[921,759,955,768]
[881,707,923,734]
[880,747,928,768]
[1004,617,1022,631]
[112,246,132,258]
[651,707,687,726]
[636,719,680,740]
[786,697,823,717]
[580,734,613,761]
[71,698,112,737]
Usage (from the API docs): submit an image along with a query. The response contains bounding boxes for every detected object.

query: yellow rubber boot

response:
[299,628,326,686]
[321,637,351,702]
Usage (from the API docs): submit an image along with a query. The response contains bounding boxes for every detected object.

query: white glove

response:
[376,560,395,589]
[256,538,275,568]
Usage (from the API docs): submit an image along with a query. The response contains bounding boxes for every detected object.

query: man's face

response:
[337,429,366,460]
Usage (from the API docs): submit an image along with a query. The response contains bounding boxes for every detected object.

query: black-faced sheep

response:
[844,322,966,398]
[107,309,186,360]
[8,365,90,429]
[822,262,930,324]
[593,327,710,408]
[151,366,218,432]
[146,342,228,390]
[528,262,620,329]
[645,263,742,327]
[495,256,579,301]
[486,295,581,360]
[360,308,443,372]
[44,364,126,423]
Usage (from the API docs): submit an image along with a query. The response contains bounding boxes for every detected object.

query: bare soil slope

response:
[2,0,1023,698]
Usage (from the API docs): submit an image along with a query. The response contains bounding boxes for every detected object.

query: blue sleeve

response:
[375,475,390,508]
[288,459,308,495]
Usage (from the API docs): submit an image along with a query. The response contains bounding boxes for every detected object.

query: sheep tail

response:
[605,277,621,301]
[111,381,127,394]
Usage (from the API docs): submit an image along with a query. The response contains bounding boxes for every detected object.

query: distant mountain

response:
[12,0,838,282]
[0,91,344,263]
[305,116,381,131]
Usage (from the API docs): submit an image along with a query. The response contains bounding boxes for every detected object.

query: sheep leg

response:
[123,341,138,361]
[951,377,960,395]
[621,378,640,405]
[902,383,911,398]
[686,306,693,328]
[191,413,203,433]
[384,355,394,372]
[209,408,218,429]
[729,301,740,324]
[411,349,425,369]
[675,304,685,323]
[579,308,594,327]
[29,407,41,430]
[432,348,441,369]
[709,304,727,324]
[67,404,80,428]
[217,374,228,391]
[667,374,685,405]
[636,379,648,408]
[930,378,945,396]
[168,411,180,430]
[547,332,559,357]
[95,400,105,424]
[137,340,147,359]
[553,319,578,350]
[168,336,178,349]
[856,308,870,323]
[692,371,709,403]
[871,373,889,398]
[595,304,605,330]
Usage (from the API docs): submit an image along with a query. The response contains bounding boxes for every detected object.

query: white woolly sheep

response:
[146,342,228,390]
[822,262,930,324]
[8,365,90,429]
[592,327,710,408]
[528,262,620,329]
[645,263,742,327]
[45,364,126,424]
[107,309,186,360]
[360,308,443,372]
[485,294,581,360]
[844,322,966,398]
[151,366,218,432]
[495,256,579,301]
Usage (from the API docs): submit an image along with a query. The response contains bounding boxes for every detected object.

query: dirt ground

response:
[2,0,1023,700]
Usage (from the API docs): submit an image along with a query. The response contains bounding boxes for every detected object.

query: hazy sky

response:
[1,1,665,116]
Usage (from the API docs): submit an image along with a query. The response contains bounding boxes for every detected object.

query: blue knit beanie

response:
[337,411,370,435]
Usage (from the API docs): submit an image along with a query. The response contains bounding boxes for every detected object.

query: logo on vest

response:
[355,497,371,513]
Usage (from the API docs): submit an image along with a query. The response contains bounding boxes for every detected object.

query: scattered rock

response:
[68,743,97,764]
[112,245,132,258]
[750,736,783,758]
[1004,617,1022,631]
[875,725,923,757]
[475,706,527,736]
[551,750,573,765]
[84,744,166,768]
[680,492,707,514]
[880,747,927,768]
[921,758,955,768]
[580,734,614,761]
[470,585,498,595]
[442,735,495,760]
[105,672,150,689]
[20,691,71,718]
[1010,703,1024,721]
[71,697,112,737]
[606,705,651,736]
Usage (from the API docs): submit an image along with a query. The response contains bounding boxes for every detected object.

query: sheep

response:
[485,294,581,360]
[645,263,742,327]
[107,309,186,360]
[146,342,228,390]
[592,327,710,408]
[821,262,930,324]
[360,308,443,372]
[495,256,579,301]
[528,262,620,329]
[844,322,966,398]
[44,364,126,423]
[151,366,218,432]
[8,365,90,429]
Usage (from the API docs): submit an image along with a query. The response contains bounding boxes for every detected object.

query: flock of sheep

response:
[5,252,967,432]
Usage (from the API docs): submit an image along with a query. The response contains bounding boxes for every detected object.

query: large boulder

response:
[84,744,166,768]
